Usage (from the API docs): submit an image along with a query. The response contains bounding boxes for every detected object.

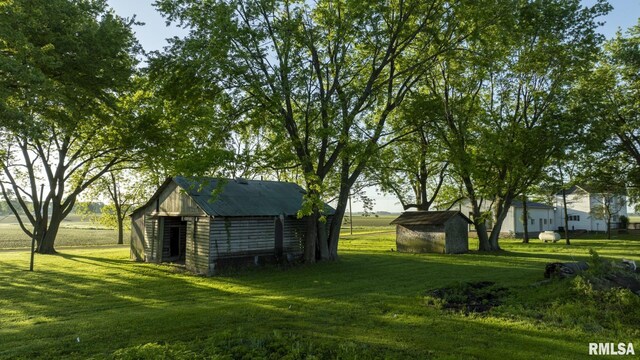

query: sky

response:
[106,0,640,213]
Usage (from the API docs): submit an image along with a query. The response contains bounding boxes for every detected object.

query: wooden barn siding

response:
[209,217,276,260]
[444,217,469,254]
[130,212,145,261]
[283,217,305,254]
[144,217,159,261]
[157,182,203,216]
[185,216,210,275]
[132,180,208,264]
[396,224,446,254]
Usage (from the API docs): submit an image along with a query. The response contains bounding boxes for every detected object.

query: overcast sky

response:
[105,0,640,213]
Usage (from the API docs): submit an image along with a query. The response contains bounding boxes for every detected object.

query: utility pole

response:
[349,193,353,235]
[30,184,44,271]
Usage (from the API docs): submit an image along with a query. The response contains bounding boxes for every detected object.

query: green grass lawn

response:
[1,233,639,359]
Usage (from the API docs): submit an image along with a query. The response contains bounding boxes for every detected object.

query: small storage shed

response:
[391,211,471,254]
[130,176,333,275]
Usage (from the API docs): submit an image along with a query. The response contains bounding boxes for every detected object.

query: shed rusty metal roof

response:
[173,176,334,217]
[390,211,472,226]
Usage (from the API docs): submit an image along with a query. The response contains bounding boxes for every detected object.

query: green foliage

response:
[620,215,630,229]
[112,332,403,360]
[150,0,510,260]
[112,343,203,360]
[404,0,610,250]
[0,0,141,252]
[493,249,640,335]
[574,19,640,197]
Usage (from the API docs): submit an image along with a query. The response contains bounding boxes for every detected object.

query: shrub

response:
[620,215,629,229]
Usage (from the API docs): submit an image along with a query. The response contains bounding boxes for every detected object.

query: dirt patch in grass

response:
[426,281,510,314]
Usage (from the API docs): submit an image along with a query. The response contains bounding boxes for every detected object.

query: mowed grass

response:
[1,231,640,359]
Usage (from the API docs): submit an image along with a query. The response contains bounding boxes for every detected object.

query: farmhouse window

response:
[530,218,535,225]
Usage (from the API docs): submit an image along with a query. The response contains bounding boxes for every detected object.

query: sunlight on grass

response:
[1,234,639,359]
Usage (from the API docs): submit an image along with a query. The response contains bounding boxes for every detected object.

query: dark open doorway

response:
[162,217,187,263]
[274,216,284,259]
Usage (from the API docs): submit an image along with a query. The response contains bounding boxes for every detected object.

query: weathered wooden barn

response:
[130,176,333,275]
[391,211,471,254]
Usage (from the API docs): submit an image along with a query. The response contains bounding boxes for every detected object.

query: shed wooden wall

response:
[396,224,447,253]
[283,217,305,255]
[131,179,322,275]
[210,217,275,259]
[395,218,469,254]
[185,216,210,275]
[156,182,204,216]
[130,211,145,261]
[130,180,206,263]
[144,216,160,261]
[443,217,469,254]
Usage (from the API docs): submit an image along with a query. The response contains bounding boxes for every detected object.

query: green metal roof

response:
[173,176,334,217]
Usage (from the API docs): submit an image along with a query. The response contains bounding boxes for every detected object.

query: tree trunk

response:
[317,217,329,260]
[476,222,493,251]
[469,201,494,251]
[117,217,124,245]
[462,176,497,251]
[562,189,570,245]
[316,208,330,260]
[327,199,347,260]
[116,205,124,245]
[486,197,511,251]
[326,165,351,261]
[606,214,611,240]
[304,212,318,263]
[36,217,60,254]
[522,194,529,243]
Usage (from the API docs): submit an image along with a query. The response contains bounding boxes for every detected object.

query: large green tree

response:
[152,0,502,262]
[408,0,608,250]
[0,0,140,254]
[368,112,452,211]
[578,21,640,206]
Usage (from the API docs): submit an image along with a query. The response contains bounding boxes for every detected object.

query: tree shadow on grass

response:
[56,252,133,266]
[1,246,635,359]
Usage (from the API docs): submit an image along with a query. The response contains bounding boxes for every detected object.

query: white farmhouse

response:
[450,185,627,236]
[455,200,556,235]
[554,185,627,232]
[508,201,557,234]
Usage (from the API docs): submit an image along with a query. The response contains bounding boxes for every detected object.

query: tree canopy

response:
[0,0,141,253]
[151,0,508,261]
